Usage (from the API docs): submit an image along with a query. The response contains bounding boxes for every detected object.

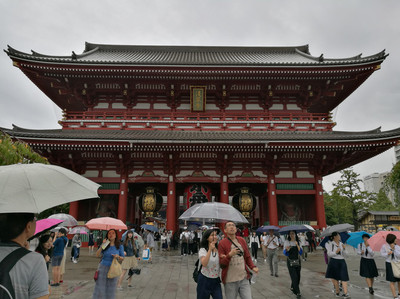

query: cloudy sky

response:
[0,0,399,191]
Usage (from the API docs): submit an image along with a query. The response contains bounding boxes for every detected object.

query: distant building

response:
[395,145,400,164]
[364,172,390,193]
[359,210,400,232]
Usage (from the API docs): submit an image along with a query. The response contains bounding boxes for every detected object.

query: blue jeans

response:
[224,278,252,299]
[197,272,222,299]
[73,246,80,259]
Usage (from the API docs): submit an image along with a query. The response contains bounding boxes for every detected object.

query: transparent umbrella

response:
[179,202,249,224]
[48,213,78,227]
[0,163,99,213]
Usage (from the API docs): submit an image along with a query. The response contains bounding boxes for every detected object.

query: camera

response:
[237,250,243,257]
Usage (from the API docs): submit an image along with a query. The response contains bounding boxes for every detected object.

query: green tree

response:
[385,161,400,206]
[369,188,396,211]
[324,189,353,226]
[332,168,374,230]
[0,131,48,165]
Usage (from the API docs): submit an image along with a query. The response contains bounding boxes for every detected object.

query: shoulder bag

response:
[392,260,400,278]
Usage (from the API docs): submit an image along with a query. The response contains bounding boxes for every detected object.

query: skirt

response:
[92,264,118,299]
[386,262,400,282]
[325,258,349,281]
[360,257,378,278]
[121,256,138,270]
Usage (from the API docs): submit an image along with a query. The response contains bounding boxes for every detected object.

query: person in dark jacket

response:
[283,230,303,298]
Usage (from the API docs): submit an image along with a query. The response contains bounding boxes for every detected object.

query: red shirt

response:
[218,236,255,284]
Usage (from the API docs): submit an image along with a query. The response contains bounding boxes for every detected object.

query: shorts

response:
[51,255,63,267]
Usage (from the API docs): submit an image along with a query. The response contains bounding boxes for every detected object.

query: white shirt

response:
[198,248,220,279]
[381,243,400,263]
[357,242,375,259]
[263,235,279,249]
[326,241,347,260]
[249,235,260,247]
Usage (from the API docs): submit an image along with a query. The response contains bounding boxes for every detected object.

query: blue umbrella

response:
[320,232,350,249]
[256,225,280,233]
[279,225,311,234]
[346,231,372,249]
[141,224,159,232]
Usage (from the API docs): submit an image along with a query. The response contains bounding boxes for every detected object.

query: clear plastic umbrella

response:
[69,226,89,234]
[179,202,249,224]
[48,213,78,227]
[0,163,100,213]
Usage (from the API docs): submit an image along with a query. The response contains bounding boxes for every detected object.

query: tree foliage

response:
[385,161,400,206]
[324,189,353,226]
[369,188,396,211]
[0,132,48,165]
[330,168,374,230]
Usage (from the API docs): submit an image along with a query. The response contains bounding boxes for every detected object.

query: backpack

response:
[192,259,203,283]
[0,247,31,299]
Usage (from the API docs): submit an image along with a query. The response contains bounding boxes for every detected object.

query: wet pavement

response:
[49,246,395,299]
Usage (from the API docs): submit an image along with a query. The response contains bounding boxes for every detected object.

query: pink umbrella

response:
[85,217,127,231]
[29,218,64,240]
[368,231,400,251]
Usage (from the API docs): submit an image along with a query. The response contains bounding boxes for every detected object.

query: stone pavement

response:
[48,247,394,299]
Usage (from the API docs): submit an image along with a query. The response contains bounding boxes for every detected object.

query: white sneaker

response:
[73,259,78,264]
[264,259,267,262]
[254,259,257,263]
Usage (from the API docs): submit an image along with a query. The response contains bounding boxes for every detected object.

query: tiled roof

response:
[5,43,387,66]
[2,126,400,143]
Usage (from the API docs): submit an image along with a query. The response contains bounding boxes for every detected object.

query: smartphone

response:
[101,239,110,250]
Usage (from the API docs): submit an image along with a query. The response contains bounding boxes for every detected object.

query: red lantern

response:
[184,184,212,209]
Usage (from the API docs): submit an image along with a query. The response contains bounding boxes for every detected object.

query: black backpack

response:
[0,247,31,299]
[192,259,203,283]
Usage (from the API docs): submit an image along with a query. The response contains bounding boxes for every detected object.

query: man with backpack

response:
[0,213,49,299]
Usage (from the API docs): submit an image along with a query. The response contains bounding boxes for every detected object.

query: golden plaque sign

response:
[190,86,206,112]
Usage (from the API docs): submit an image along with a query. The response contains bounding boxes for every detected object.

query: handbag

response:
[289,258,300,267]
[107,257,122,279]
[391,260,400,278]
[192,259,203,283]
[94,270,99,281]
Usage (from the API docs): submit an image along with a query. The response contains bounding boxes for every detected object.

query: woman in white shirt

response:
[325,232,350,298]
[357,234,378,295]
[249,231,260,262]
[380,233,400,299]
[197,229,222,299]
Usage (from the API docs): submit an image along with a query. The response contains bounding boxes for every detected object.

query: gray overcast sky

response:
[0,0,399,191]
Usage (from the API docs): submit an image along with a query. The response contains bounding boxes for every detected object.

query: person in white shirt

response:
[197,229,222,299]
[325,232,350,298]
[249,231,260,262]
[380,233,400,299]
[299,233,308,261]
[263,229,280,277]
[357,234,378,295]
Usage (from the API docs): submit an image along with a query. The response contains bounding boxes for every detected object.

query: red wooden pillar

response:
[166,178,177,232]
[220,176,229,204]
[268,175,278,226]
[69,201,79,220]
[259,193,267,225]
[315,175,327,229]
[117,174,128,223]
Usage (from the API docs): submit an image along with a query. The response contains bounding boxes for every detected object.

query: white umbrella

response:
[48,213,78,227]
[179,202,249,224]
[0,163,100,213]
[304,224,315,232]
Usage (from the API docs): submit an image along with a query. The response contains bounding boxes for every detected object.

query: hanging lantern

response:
[184,184,212,209]
[138,186,163,217]
[232,187,256,218]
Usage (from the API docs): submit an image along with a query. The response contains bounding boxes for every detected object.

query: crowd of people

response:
[2,214,400,299]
